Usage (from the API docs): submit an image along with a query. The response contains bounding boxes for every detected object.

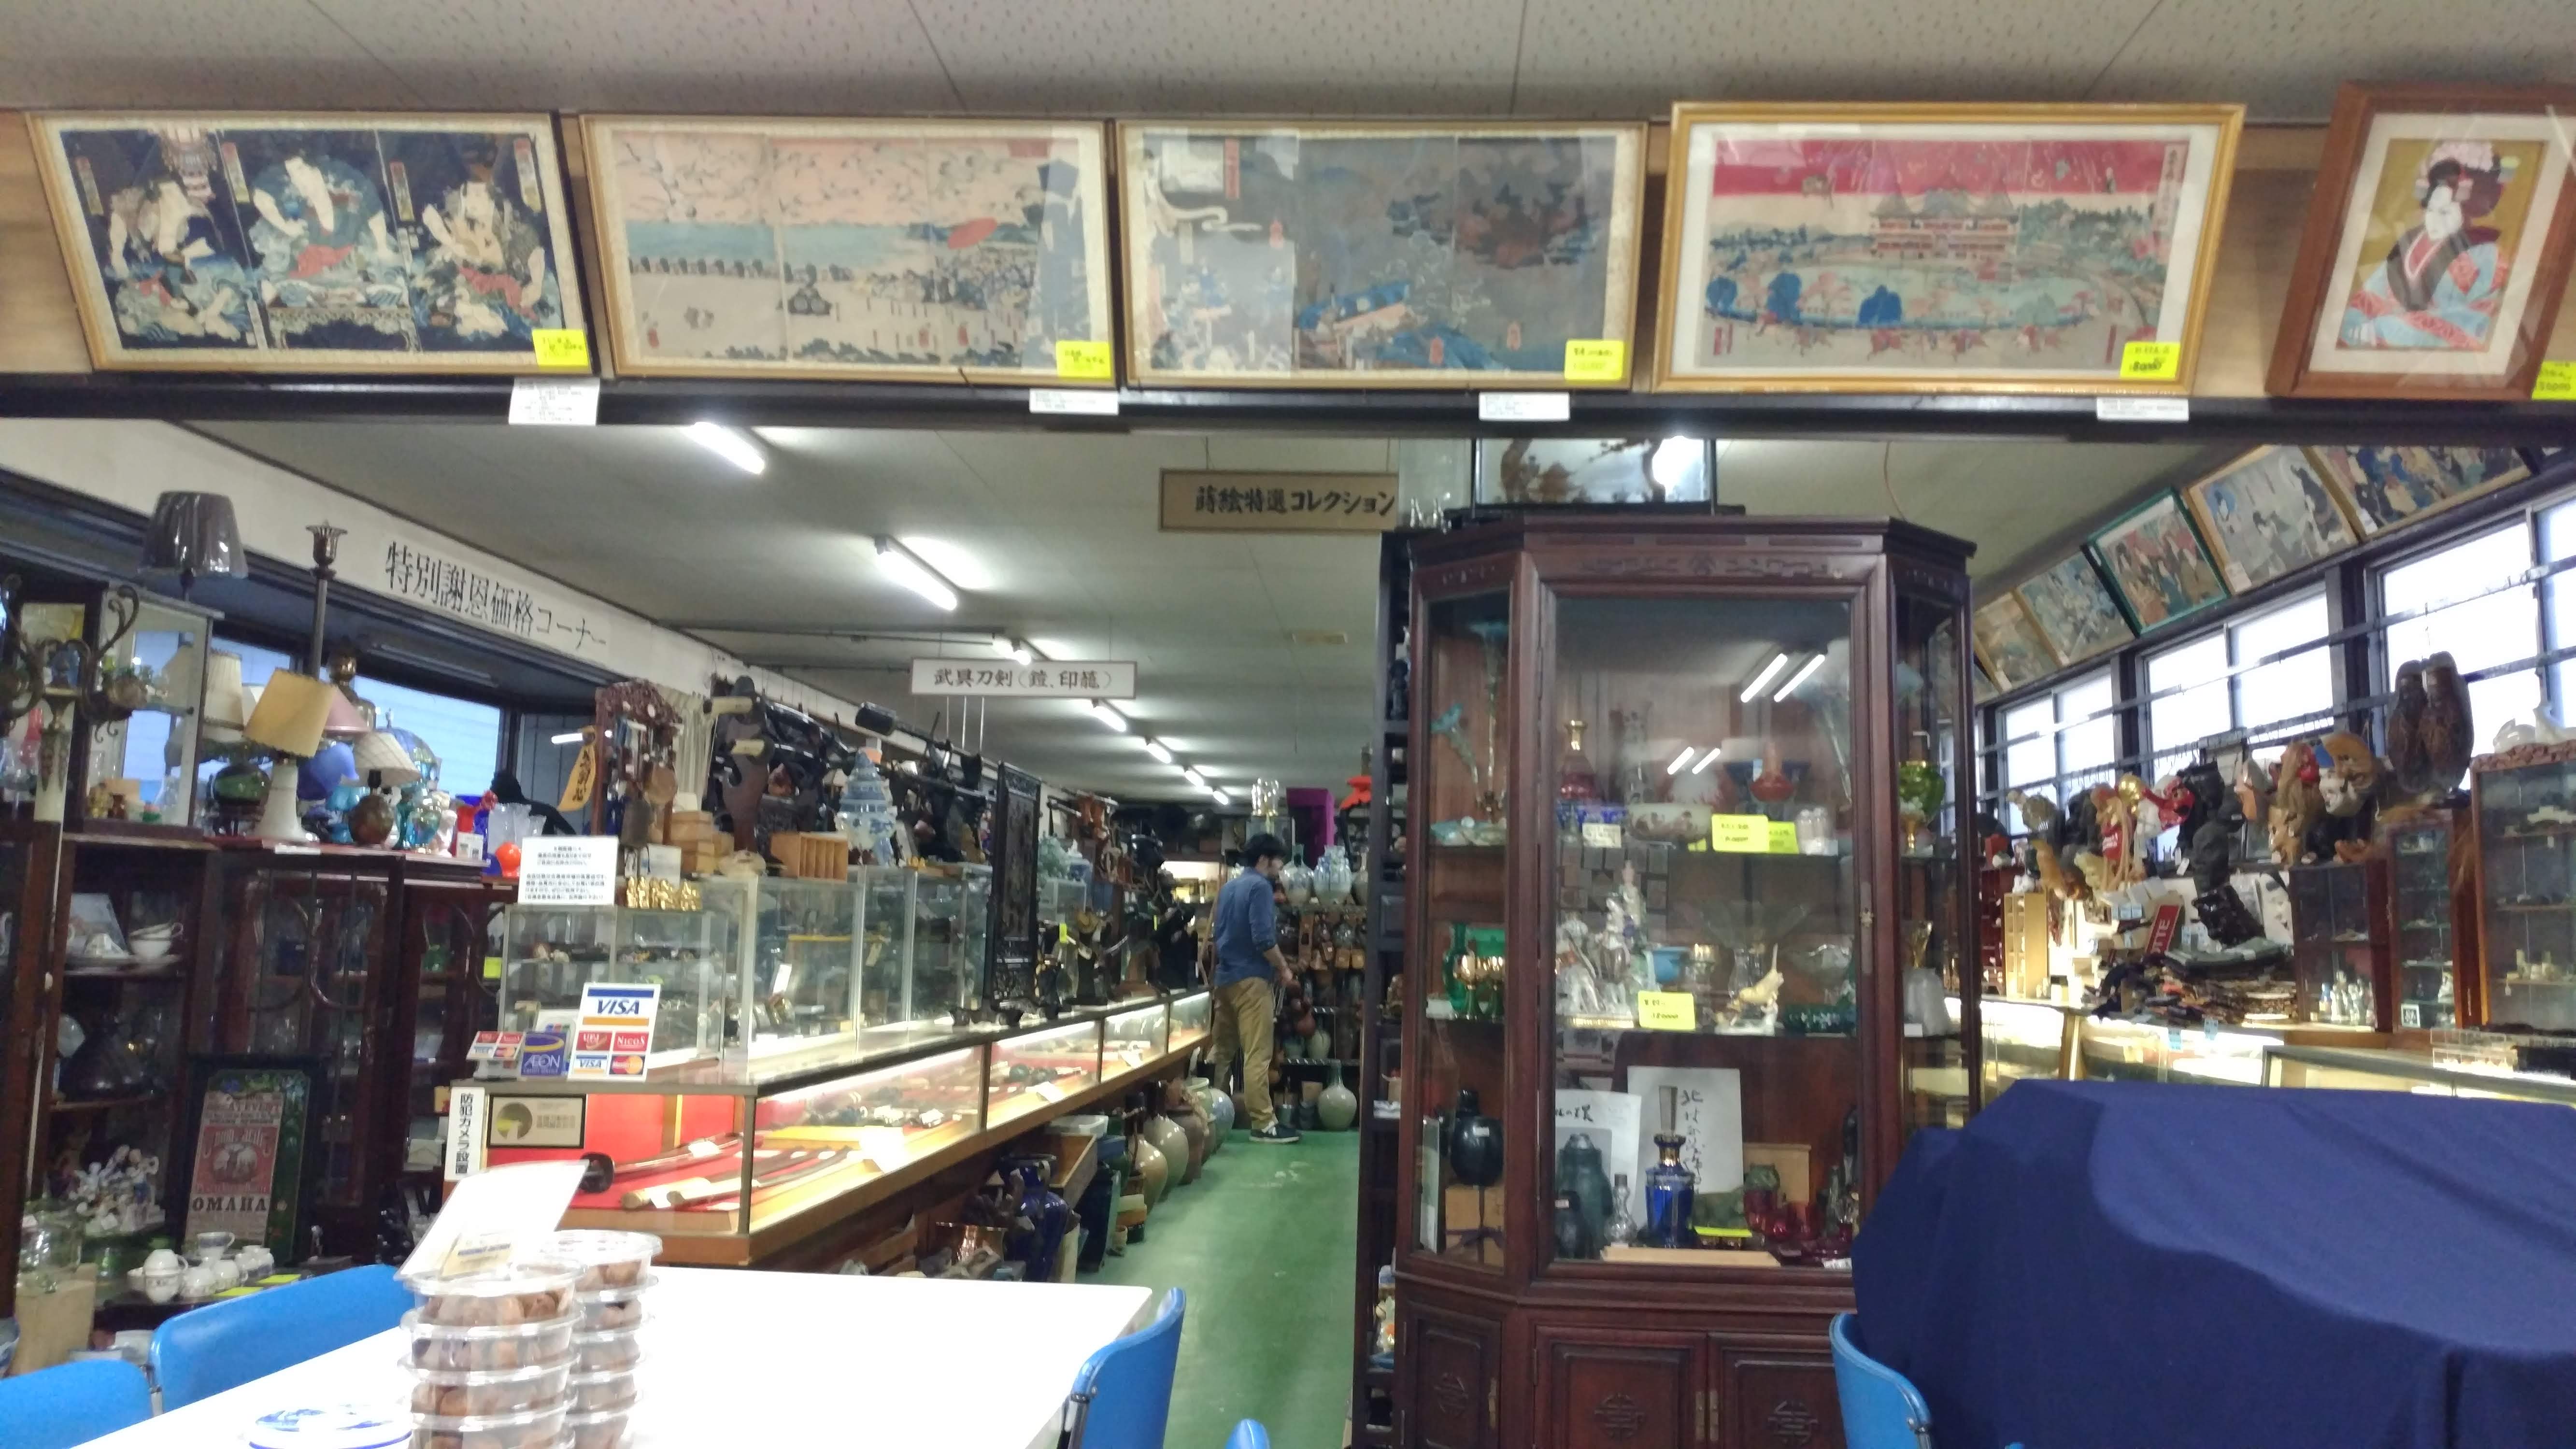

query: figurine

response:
[2268,741,2326,866]
[2314,731,2382,860]
[2008,790,2084,901]
[2419,652,2474,796]
[2386,659,2431,796]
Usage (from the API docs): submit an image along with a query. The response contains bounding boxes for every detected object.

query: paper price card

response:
[1636,991,1697,1032]
[1766,822,1799,853]
[1563,339,1626,383]
[2535,360,2576,401]
[2117,340,2182,382]
[1710,814,1772,852]
[1054,339,1114,380]
[531,329,591,370]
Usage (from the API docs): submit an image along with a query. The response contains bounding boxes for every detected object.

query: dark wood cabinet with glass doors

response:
[1390,515,1977,1449]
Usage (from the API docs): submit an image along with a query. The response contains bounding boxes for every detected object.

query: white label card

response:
[444,1086,488,1183]
[1030,388,1120,416]
[2094,395,2190,423]
[403,1159,588,1279]
[508,376,601,426]
[1478,391,1572,423]
[516,836,619,906]
[1580,823,1624,849]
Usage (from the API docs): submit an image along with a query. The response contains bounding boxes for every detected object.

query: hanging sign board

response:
[1159,471,1398,534]
[910,659,1138,698]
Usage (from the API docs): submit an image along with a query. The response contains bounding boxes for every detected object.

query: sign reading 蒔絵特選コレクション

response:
[910,660,1138,698]
[1159,471,1399,534]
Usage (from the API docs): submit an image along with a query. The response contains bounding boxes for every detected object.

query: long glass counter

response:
[2266,1045,2576,1107]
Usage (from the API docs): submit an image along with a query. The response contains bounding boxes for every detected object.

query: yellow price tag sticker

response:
[530,329,590,370]
[2118,340,2182,382]
[1055,340,1114,381]
[1711,814,1771,853]
[1767,822,1800,853]
[1563,339,1626,383]
[1636,991,1697,1032]
[2535,360,2576,402]
[482,955,503,982]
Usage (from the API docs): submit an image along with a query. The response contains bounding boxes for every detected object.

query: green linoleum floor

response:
[1090,1126,1360,1449]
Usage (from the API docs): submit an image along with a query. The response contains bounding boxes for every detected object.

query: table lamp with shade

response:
[348,730,421,847]
[242,670,336,842]
[140,492,246,600]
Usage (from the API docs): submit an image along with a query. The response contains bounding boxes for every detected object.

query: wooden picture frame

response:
[1115,120,1647,390]
[174,1055,321,1263]
[1972,593,2060,690]
[28,112,585,373]
[2181,446,2362,595]
[2086,490,2231,635]
[2311,445,2535,540]
[2267,83,2576,400]
[2013,553,2134,668]
[579,115,1114,386]
[1653,102,2241,394]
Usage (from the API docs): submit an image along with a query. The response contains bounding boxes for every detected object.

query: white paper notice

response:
[1030,388,1120,416]
[509,376,601,426]
[2094,395,2190,423]
[403,1159,587,1279]
[1478,391,1572,423]
[1555,1089,1643,1223]
[444,1085,488,1183]
[516,836,619,906]
[1625,1065,1745,1195]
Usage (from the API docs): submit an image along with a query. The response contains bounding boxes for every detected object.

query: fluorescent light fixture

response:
[1102,699,1137,719]
[1740,652,1790,702]
[550,730,586,745]
[1182,767,1208,788]
[1775,653,1827,702]
[1651,437,1700,491]
[1089,700,1127,733]
[873,537,958,611]
[684,422,767,476]
[1666,744,1697,775]
[1144,739,1174,764]
[1690,745,1724,774]
[1210,787,1232,805]
[999,638,1033,665]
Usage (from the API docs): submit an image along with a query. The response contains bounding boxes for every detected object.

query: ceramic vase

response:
[1556,1131,1614,1258]
[1280,861,1312,908]
[1004,1156,1071,1279]
[1316,847,1353,906]
[1142,1115,1191,1194]
[1447,1088,1504,1188]
[1318,1062,1359,1131]
[1208,1090,1237,1139]
[1174,1105,1209,1184]
[1130,1135,1170,1208]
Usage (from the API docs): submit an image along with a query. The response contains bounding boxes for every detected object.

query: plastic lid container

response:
[571,1279,655,1332]
[246,1405,410,1449]
[407,1261,580,1328]
[563,1406,634,1449]
[567,1368,639,1413]
[568,1324,644,1374]
[405,1359,572,1418]
[406,1402,569,1449]
[530,1231,661,1291]
[404,1310,578,1373]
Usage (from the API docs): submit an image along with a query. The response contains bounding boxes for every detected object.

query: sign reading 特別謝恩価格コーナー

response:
[910,660,1138,698]
[1159,471,1399,533]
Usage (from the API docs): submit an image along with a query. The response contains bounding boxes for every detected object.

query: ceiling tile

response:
[2092,0,2576,119]
[0,0,416,109]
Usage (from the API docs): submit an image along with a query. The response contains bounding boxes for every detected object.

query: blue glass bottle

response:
[1644,1086,1696,1249]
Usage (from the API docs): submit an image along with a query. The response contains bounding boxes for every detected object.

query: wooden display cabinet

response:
[2372,808,2478,1029]
[2470,744,2576,1033]
[1391,515,1977,1449]
[2284,860,2394,1028]
[0,820,65,1319]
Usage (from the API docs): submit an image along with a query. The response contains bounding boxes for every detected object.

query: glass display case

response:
[735,876,868,1066]
[2077,1017,2280,1085]
[83,594,212,828]
[2286,861,2389,1027]
[1167,989,1212,1054]
[499,897,744,1067]
[2267,1044,2576,1107]
[0,822,61,1320]
[909,865,990,1025]
[1104,1000,1168,1073]
[1975,996,2077,1098]
[985,1016,1102,1130]
[2376,809,2477,1029]
[2472,748,2576,1031]
[396,879,504,1193]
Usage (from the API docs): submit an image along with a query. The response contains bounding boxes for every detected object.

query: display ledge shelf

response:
[46,1092,160,1117]
[8,372,2574,445]
[63,966,189,984]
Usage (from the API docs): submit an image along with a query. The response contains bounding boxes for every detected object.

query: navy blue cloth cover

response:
[1853,1080,2576,1449]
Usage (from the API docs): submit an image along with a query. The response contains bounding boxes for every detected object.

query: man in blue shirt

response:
[1208,833,1300,1144]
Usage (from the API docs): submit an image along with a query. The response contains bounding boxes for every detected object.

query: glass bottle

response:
[1604,1174,1639,1249]
[1644,1086,1696,1249]
[1558,718,1601,805]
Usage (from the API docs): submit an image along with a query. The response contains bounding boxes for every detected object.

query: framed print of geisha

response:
[1116,121,1646,389]
[2268,84,2576,400]
[1655,103,2241,394]
[29,113,586,373]
[582,117,1113,385]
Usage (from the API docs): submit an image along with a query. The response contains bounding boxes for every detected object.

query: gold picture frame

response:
[580,115,1115,386]
[1115,119,1647,390]
[30,111,585,373]
[2178,446,2361,596]
[1652,102,2242,395]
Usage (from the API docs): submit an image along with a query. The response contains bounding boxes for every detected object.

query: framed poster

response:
[2267,84,2576,400]
[1116,121,1647,388]
[2312,446,2534,539]
[176,1056,320,1261]
[2182,447,2361,594]
[29,113,584,372]
[580,116,1113,385]
[1656,103,2241,393]
[1471,438,1714,506]
[2014,553,2134,668]
[1972,594,2059,690]
[2087,491,2230,634]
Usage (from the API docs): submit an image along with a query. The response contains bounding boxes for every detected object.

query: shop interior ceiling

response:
[193,422,2206,797]
[4,0,2570,117]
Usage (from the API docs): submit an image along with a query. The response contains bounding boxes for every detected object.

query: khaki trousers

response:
[1207,976,1277,1132]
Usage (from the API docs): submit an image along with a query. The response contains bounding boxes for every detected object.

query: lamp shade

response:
[242,670,337,758]
[322,687,371,739]
[354,731,422,789]
[141,492,246,583]
[201,651,247,738]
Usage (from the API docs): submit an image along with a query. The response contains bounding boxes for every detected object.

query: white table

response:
[85,1267,1154,1449]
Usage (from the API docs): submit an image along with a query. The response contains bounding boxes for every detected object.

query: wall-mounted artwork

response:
[30,113,583,372]
[2181,447,2361,594]
[1116,122,1646,388]
[1972,594,2059,690]
[2088,491,2230,634]
[2268,84,2576,400]
[1656,103,2241,393]
[2312,446,2533,538]
[2014,554,2134,667]
[1471,439,1712,506]
[580,116,1112,385]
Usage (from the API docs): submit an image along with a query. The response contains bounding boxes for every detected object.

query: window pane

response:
[2233,593,2332,763]
[2383,526,2540,748]
[2541,500,2576,725]
[2147,633,2229,780]
[2056,674,2117,801]
[2003,698,2054,832]
[359,676,503,800]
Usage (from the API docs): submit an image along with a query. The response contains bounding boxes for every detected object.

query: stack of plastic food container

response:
[400,1260,580,1449]
[534,1230,660,1449]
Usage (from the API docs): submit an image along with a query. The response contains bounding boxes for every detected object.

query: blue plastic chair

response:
[1225,1421,1271,1449]
[0,1358,153,1449]
[1060,1287,1186,1449]
[1830,1313,1934,1449]
[153,1264,413,1410]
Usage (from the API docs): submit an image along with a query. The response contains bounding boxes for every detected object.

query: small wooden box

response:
[768,831,850,880]
[1441,1184,1504,1266]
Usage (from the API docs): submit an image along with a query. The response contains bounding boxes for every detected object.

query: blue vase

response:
[1003,1157,1071,1279]
[1644,1132,1695,1249]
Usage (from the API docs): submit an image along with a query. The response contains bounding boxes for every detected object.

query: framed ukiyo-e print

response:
[2311,445,2532,539]
[2014,553,2134,668]
[29,113,584,372]
[2268,84,2576,400]
[2181,447,2360,594]
[2087,491,2230,635]
[1116,121,1646,389]
[1973,593,2061,690]
[581,117,1114,385]
[1655,103,2241,393]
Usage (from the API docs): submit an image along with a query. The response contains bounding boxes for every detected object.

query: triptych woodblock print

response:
[31,113,584,371]
[582,117,1113,384]
[1117,122,1645,388]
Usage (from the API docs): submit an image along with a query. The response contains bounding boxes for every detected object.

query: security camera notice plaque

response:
[517,836,619,906]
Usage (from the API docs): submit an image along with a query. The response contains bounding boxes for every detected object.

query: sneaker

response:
[1249,1123,1303,1145]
